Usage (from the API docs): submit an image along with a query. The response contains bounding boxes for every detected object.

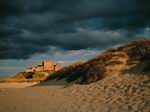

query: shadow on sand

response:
[33,72,80,87]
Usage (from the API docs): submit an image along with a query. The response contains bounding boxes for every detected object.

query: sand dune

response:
[0,73,150,112]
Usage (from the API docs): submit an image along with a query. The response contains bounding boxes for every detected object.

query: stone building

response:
[24,60,61,73]
[42,60,53,71]
[54,63,61,71]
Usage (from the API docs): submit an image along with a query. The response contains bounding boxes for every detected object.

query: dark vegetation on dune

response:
[12,72,49,80]
[118,40,150,61]
[45,40,150,84]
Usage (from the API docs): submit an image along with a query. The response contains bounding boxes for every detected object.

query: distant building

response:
[24,60,61,73]
[54,63,61,71]
[42,60,53,71]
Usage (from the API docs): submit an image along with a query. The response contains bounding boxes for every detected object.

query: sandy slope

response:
[0,74,150,112]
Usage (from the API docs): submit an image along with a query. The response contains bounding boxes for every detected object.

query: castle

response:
[24,60,61,73]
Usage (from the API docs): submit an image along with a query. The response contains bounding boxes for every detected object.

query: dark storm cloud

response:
[0,0,150,59]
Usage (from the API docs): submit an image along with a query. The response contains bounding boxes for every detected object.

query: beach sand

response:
[0,75,150,112]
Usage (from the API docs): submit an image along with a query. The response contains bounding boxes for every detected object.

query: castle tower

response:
[42,60,53,71]
[54,63,61,71]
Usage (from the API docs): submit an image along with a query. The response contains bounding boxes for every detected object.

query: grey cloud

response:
[0,0,150,59]
[1,28,147,59]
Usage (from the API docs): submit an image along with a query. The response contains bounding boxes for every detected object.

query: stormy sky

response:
[0,0,150,76]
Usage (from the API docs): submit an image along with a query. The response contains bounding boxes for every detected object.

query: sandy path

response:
[0,75,150,112]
